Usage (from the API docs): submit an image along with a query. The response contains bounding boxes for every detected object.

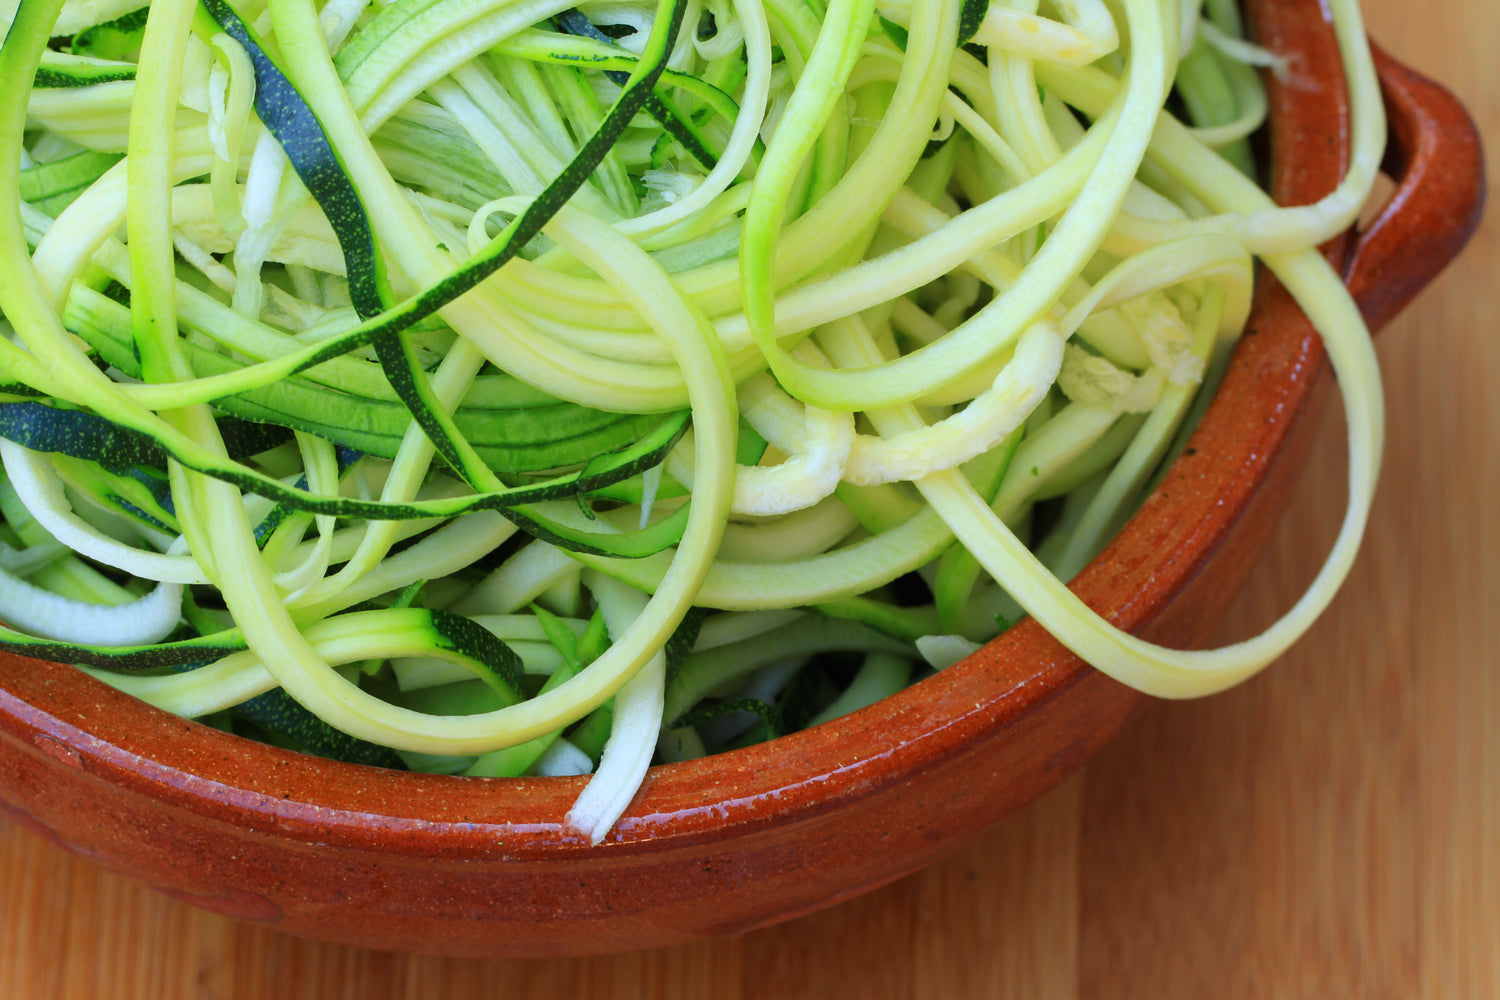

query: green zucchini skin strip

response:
[424,608,528,701]
[199,0,389,320]
[70,5,151,58]
[33,54,139,89]
[368,331,497,489]
[504,501,693,559]
[232,688,411,768]
[956,0,986,45]
[0,624,246,670]
[556,10,721,171]
[0,402,290,471]
[662,606,709,688]
[0,606,523,710]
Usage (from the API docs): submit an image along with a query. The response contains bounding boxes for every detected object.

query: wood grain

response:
[1,0,1495,994]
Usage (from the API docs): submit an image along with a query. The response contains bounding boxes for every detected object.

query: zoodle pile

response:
[0,0,1383,838]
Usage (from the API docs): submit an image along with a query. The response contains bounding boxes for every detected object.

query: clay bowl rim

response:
[0,0,1440,866]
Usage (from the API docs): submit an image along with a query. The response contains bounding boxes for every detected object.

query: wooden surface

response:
[2,0,1495,995]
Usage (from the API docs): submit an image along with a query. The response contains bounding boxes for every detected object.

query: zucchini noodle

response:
[0,0,1385,839]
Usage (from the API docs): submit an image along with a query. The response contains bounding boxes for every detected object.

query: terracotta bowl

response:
[0,0,1484,957]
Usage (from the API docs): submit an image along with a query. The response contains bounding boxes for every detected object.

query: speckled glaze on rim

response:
[0,0,1484,957]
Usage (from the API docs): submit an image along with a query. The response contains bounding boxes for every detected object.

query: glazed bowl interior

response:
[0,0,1482,959]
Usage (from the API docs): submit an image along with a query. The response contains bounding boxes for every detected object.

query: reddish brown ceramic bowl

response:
[0,0,1484,958]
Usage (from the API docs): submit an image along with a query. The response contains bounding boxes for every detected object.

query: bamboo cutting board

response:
[2,0,1496,995]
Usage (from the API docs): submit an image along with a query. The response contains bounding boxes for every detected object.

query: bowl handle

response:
[1344,44,1487,333]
